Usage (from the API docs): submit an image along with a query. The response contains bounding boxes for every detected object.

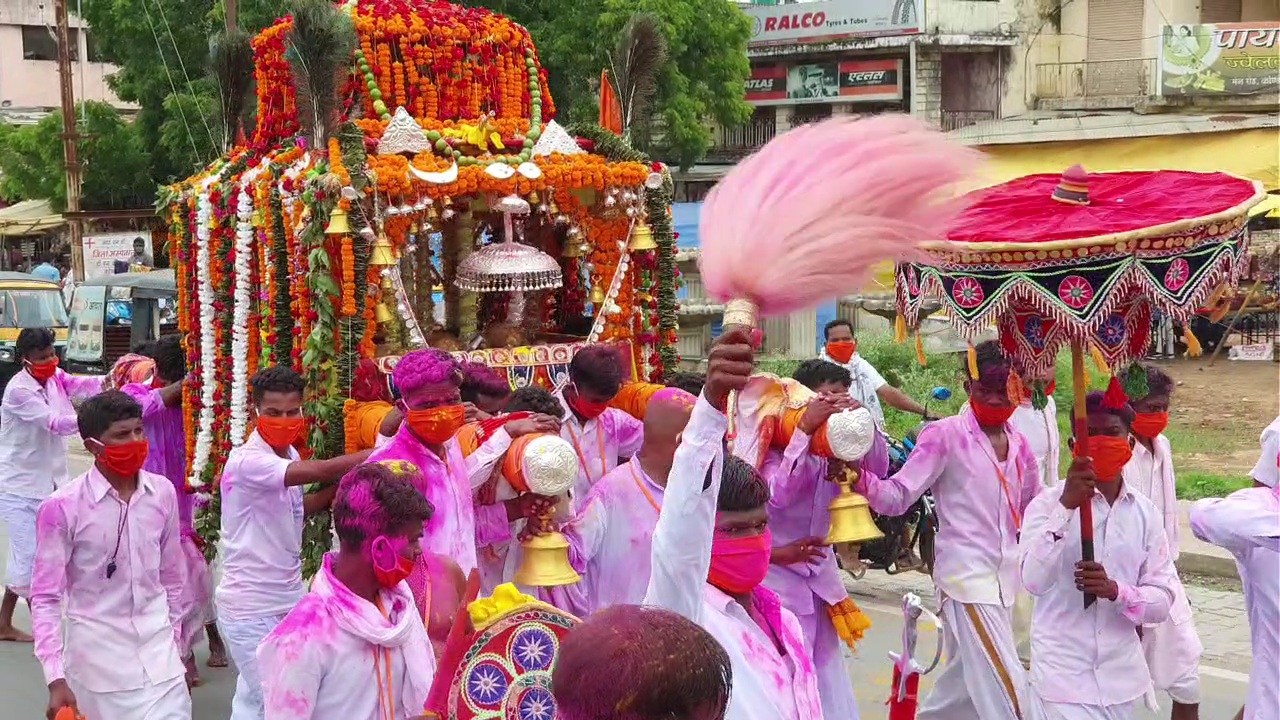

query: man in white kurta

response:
[555,345,644,509]
[857,342,1042,720]
[1021,411,1179,720]
[645,331,825,720]
[1190,484,1279,720]
[1010,377,1060,663]
[1250,414,1280,489]
[1122,366,1202,718]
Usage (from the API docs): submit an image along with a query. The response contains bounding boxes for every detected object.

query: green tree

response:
[0,102,154,211]
[472,0,752,168]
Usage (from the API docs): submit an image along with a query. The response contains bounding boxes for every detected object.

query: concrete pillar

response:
[786,307,818,359]
[775,104,794,133]
[911,46,944,130]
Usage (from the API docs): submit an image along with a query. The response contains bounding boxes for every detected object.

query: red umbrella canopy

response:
[897,167,1265,375]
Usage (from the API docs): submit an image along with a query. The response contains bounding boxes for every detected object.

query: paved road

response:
[0,446,1251,718]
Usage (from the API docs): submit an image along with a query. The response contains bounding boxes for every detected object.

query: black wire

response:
[106,498,131,580]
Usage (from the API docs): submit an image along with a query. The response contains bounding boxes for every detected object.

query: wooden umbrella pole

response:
[1070,342,1097,609]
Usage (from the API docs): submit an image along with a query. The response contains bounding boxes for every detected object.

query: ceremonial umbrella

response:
[896,167,1265,605]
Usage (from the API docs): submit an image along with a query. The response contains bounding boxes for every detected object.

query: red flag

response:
[599,69,623,135]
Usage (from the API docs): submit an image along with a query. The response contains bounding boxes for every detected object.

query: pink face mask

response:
[707,528,772,595]
[369,535,415,589]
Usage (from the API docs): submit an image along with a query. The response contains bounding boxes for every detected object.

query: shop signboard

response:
[81,232,154,279]
[1159,22,1279,97]
[744,0,923,47]
[745,59,903,105]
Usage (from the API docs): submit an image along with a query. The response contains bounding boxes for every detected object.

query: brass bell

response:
[514,531,581,587]
[374,302,395,324]
[325,206,352,235]
[826,467,883,545]
[627,220,657,251]
[589,283,606,305]
[370,232,398,266]
[562,240,584,258]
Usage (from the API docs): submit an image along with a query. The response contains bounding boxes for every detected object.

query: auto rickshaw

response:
[63,269,177,376]
[0,271,70,391]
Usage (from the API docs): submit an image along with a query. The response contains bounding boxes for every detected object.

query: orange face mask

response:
[258,415,305,451]
[406,405,466,445]
[826,340,856,364]
[1131,412,1169,440]
[1084,436,1133,483]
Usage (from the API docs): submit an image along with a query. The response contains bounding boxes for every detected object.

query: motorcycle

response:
[840,386,948,578]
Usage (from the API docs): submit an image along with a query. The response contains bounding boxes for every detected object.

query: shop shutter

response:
[1086,0,1144,61]
[1200,0,1242,23]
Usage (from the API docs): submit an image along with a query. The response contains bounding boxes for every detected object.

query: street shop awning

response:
[0,199,65,237]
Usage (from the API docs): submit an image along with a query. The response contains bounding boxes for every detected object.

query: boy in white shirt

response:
[1121,365,1203,719]
[644,329,824,720]
[216,366,372,720]
[257,461,437,720]
[1021,392,1179,720]
[34,390,189,720]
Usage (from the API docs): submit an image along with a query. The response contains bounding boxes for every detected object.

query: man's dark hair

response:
[665,371,705,397]
[250,365,305,403]
[972,340,1010,390]
[16,327,56,361]
[459,361,510,404]
[333,462,434,551]
[151,335,187,383]
[1118,364,1175,400]
[568,345,624,397]
[793,358,852,391]
[553,604,732,720]
[1084,391,1135,429]
[133,237,145,247]
[77,390,143,441]
[718,455,770,512]
[505,386,564,419]
[823,318,854,341]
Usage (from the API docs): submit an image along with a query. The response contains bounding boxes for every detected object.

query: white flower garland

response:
[189,174,221,490]
[230,181,256,446]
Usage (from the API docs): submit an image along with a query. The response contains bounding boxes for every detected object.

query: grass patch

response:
[1175,472,1252,500]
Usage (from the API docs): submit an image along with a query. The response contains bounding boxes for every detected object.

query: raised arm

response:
[55,370,106,402]
[5,386,79,436]
[644,331,750,623]
[1020,457,1091,596]
[1190,486,1280,557]
[283,448,373,488]
[762,429,824,508]
[854,421,949,516]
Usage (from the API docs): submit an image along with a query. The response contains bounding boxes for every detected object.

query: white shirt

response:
[819,351,886,429]
[1250,415,1280,488]
[1019,483,1177,707]
[1190,486,1280,720]
[30,468,186,691]
[644,395,825,720]
[1123,434,1180,560]
[216,430,305,620]
[0,369,103,499]
[1010,397,1059,486]
[858,407,1044,607]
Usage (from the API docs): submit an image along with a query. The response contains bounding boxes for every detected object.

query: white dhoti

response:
[919,597,1030,720]
[219,612,287,720]
[1039,699,1135,720]
[1142,574,1203,705]
[795,606,860,720]
[0,493,41,597]
[68,674,191,720]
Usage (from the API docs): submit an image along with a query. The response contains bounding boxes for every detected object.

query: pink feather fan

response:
[698,114,982,317]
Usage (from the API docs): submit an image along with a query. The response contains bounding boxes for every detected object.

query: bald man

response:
[543,388,697,616]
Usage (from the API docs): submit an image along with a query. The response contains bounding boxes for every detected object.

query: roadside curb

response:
[1176,549,1239,580]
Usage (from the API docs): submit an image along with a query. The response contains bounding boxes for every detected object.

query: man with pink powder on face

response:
[368,349,545,608]
[257,461,438,720]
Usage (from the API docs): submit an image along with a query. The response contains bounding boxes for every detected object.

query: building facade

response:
[0,0,133,124]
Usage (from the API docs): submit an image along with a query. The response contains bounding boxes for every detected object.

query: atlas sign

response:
[745,0,922,47]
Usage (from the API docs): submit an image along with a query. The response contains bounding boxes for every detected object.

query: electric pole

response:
[55,0,84,281]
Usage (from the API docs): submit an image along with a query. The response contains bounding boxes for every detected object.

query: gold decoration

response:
[325,207,351,235]
[370,233,398,266]
[627,220,657,251]
[826,468,883,544]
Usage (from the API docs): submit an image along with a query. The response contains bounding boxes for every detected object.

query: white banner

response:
[66,284,106,363]
[82,232,153,279]
[744,0,923,47]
